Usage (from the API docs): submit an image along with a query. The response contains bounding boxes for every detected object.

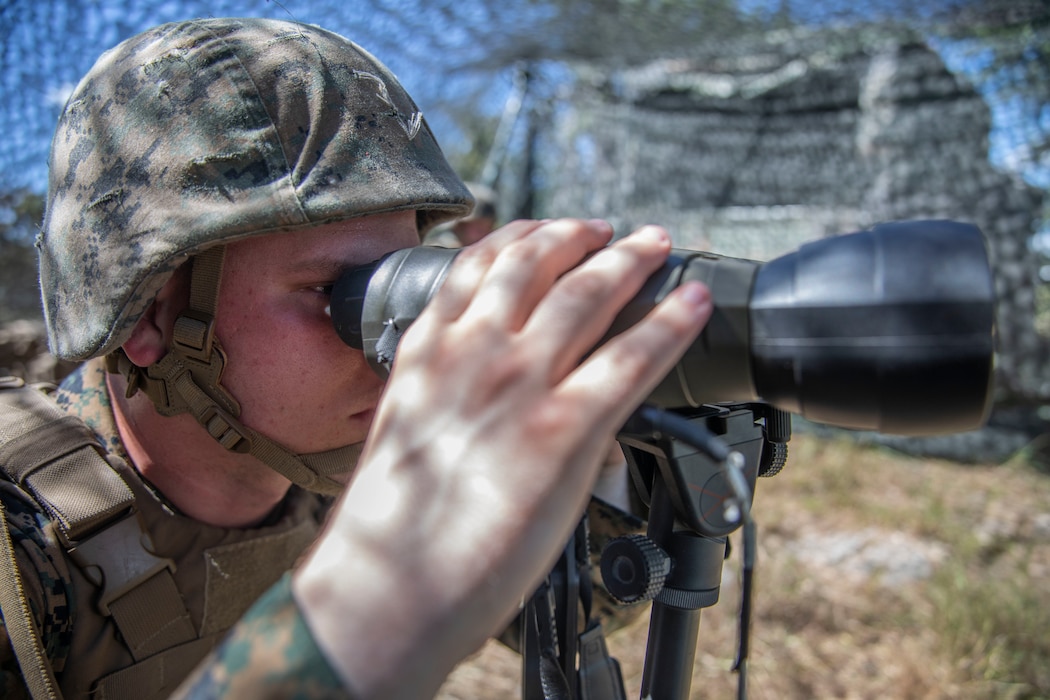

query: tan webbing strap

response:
[113,345,358,495]
[188,245,224,318]
[0,384,134,545]
[293,441,365,484]
[93,636,217,700]
[0,497,62,700]
[244,426,357,497]
[106,570,196,661]
[66,514,195,662]
[122,341,358,495]
[109,245,363,495]
[170,246,364,491]
[0,415,101,479]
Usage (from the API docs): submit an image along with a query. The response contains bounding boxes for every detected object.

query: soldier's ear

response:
[121,304,166,368]
[121,266,191,368]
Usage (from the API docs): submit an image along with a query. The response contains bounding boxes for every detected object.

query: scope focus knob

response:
[759,441,788,477]
[600,534,672,605]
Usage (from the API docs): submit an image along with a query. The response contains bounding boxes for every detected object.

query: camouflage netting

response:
[540,23,1048,461]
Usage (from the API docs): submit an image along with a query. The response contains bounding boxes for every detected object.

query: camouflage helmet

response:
[40,17,473,361]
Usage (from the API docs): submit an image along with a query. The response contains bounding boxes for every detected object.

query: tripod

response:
[521,403,789,700]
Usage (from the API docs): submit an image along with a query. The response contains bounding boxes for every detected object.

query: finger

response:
[425,219,546,321]
[559,281,713,431]
[521,225,674,380]
[461,219,615,331]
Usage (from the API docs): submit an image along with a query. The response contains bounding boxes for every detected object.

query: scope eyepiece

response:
[331,258,384,349]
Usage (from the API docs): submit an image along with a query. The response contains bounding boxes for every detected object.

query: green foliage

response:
[1037,283,1050,338]
[0,189,43,244]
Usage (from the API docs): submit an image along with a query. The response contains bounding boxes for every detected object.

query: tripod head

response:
[617,403,785,538]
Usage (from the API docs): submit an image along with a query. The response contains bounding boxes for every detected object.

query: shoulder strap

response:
[0,377,196,698]
[0,377,134,544]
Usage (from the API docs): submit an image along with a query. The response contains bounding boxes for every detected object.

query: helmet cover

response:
[40,17,473,360]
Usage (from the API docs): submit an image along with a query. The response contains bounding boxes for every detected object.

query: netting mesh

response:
[1,0,1048,407]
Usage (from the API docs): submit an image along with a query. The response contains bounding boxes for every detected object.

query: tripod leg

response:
[639,476,727,700]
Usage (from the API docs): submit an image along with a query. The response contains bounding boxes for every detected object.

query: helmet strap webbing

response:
[107,246,360,496]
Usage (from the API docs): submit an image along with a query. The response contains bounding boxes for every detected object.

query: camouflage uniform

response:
[39,19,472,363]
[3,16,469,697]
[0,362,645,698]
[174,499,646,697]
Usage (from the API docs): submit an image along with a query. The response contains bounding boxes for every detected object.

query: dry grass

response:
[438,433,1050,699]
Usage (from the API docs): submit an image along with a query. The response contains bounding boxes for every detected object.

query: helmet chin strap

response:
[107,246,360,497]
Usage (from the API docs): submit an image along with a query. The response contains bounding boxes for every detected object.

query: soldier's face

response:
[213,210,419,456]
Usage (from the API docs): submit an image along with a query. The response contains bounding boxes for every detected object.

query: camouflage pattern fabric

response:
[39,17,472,361]
[171,573,351,699]
[0,483,75,700]
[51,362,124,456]
[0,358,342,696]
[0,361,646,697]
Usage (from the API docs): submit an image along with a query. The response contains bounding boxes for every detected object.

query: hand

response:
[293,219,713,699]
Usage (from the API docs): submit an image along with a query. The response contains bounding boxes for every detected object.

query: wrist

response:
[291,498,484,699]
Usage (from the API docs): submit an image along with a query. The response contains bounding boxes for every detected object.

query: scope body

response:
[331,220,996,436]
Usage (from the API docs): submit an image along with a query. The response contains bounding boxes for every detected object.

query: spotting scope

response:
[330,220,996,436]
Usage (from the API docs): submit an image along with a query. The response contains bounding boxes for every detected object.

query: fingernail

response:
[679,281,711,307]
[635,225,668,242]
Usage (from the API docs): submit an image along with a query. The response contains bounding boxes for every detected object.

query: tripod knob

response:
[759,441,788,477]
[600,534,672,604]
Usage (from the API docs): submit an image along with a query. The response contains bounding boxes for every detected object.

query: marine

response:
[0,16,713,699]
